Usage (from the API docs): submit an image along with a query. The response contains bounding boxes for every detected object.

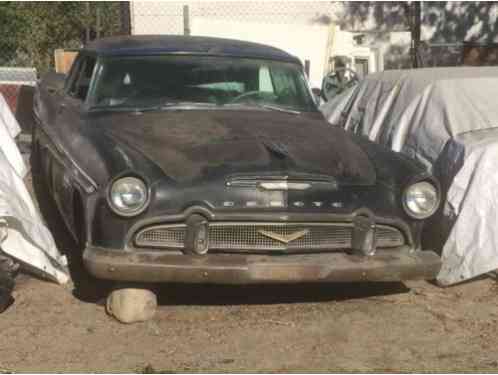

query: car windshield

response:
[90,55,317,112]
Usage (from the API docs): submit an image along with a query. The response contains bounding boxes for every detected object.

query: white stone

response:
[106,286,157,324]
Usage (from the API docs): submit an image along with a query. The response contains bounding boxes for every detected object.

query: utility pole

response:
[410,1,422,68]
[183,5,190,36]
[120,2,131,35]
[96,4,101,39]
[85,1,91,43]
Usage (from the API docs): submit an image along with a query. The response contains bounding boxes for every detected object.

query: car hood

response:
[91,109,376,185]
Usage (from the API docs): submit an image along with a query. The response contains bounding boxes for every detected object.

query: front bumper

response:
[83,246,441,284]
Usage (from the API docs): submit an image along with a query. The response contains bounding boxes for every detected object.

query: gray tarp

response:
[435,129,498,285]
[321,67,498,285]
[0,94,68,284]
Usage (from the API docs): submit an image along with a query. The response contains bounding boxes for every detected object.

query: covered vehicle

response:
[32,35,441,289]
[321,66,498,285]
[0,93,68,312]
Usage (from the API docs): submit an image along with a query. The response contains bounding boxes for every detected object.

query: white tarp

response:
[0,94,68,284]
[321,67,498,285]
[436,129,498,285]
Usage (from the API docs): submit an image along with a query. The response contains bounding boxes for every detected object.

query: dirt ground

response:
[2,166,498,373]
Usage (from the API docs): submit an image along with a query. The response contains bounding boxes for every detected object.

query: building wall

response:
[131,1,340,35]
[130,1,413,80]
[190,18,330,88]
[128,2,498,72]
[131,1,343,87]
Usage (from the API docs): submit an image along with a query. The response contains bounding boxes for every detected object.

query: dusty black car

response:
[33,35,441,286]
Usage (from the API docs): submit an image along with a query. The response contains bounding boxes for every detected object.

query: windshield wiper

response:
[90,101,217,113]
[257,103,301,115]
[140,101,218,111]
[223,102,301,115]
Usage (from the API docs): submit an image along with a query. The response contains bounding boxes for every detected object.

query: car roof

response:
[84,35,301,65]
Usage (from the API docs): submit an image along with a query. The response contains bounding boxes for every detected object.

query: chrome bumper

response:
[83,245,441,284]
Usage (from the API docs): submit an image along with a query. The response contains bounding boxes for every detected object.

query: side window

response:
[65,56,82,92]
[68,56,96,101]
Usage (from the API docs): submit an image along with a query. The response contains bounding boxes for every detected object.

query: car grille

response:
[135,224,186,249]
[134,222,405,252]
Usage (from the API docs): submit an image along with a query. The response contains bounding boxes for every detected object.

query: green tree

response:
[0,2,124,73]
[0,2,27,65]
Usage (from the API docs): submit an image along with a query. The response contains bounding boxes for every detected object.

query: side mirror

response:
[41,72,67,94]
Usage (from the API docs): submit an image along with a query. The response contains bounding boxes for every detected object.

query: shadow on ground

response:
[155,281,409,306]
[28,152,410,308]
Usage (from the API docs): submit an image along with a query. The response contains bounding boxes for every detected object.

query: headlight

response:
[108,177,149,217]
[403,181,439,219]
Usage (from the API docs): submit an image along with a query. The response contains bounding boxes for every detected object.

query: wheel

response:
[0,254,18,313]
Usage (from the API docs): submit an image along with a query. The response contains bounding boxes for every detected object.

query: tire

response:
[0,255,17,313]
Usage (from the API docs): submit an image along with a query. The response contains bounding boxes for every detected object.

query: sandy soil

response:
[1,167,498,373]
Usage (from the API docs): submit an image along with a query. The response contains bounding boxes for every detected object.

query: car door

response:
[49,54,97,237]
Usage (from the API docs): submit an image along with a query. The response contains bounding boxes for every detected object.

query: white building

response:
[130,1,412,88]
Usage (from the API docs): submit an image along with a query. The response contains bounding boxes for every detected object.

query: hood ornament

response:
[258,229,309,244]
[226,178,311,190]
[258,181,310,191]
[226,175,338,190]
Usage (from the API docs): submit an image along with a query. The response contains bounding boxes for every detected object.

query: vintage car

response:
[32,35,441,287]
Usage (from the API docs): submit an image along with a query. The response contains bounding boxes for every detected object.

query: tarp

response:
[321,66,498,285]
[322,67,498,169]
[0,94,68,284]
[436,129,498,285]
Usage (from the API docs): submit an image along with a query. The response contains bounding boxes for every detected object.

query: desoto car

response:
[33,35,441,287]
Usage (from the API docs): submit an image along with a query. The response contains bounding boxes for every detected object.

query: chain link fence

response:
[417,43,463,68]
[0,2,127,131]
[0,1,417,131]
[7,1,488,129]
[128,1,416,88]
[131,1,341,34]
[0,1,347,121]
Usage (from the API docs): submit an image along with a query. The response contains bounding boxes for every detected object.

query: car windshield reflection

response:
[90,55,318,112]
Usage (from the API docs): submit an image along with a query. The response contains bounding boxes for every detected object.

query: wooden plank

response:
[54,49,78,74]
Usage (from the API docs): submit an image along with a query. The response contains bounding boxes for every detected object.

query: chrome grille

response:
[208,223,404,252]
[135,224,186,248]
[377,226,406,246]
[134,222,404,251]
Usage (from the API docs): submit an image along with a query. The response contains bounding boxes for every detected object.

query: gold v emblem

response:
[258,229,310,244]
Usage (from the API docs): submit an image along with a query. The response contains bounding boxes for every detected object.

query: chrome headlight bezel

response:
[402,181,440,220]
[107,176,150,217]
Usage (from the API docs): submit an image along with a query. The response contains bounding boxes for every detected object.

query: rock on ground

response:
[106,286,157,324]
